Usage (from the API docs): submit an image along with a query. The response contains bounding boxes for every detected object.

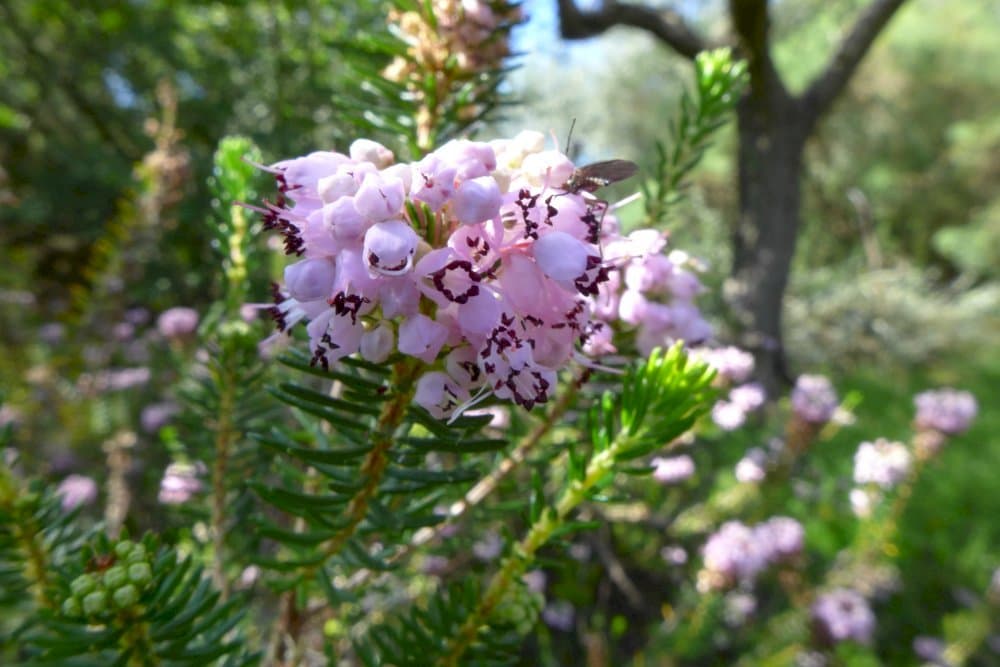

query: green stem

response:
[1,466,57,610]
[438,441,623,666]
[210,365,238,601]
[269,359,423,664]
[119,614,159,667]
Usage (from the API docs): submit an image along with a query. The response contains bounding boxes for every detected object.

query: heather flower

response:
[56,475,98,510]
[914,388,977,435]
[912,636,947,664]
[711,400,747,431]
[254,133,710,420]
[39,322,66,345]
[701,521,770,589]
[735,447,768,483]
[811,588,875,645]
[650,454,695,484]
[853,438,911,489]
[158,462,205,505]
[694,346,755,385]
[701,517,804,590]
[472,532,503,561]
[661,545,688,565]
[140,402,179,434]
[730,383,766,412]
[542,600,575,632]
[790,374,838,424]
[156,307,199,339]
[754,516,804,563]
[849,487,877,518]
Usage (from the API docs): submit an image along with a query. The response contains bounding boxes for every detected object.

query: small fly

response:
[562,159,639,194]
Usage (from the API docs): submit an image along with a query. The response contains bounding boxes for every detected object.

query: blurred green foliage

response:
[0,0,384,307]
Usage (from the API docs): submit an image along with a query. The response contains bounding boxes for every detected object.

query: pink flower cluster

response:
[256,133,709,418]
[699,516,804,590]
[853,438,911,489]
[913,388,977,435]
[790,374,839,424]
[811,588,875,645]
[691,346,765,430]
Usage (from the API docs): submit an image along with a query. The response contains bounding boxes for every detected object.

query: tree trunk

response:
[726,85,807,396]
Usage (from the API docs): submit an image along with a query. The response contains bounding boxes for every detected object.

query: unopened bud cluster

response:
[491,580,545,636]
[256,132,710,418]
[61,540,154,619]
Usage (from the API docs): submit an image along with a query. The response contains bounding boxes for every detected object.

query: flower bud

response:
[452,176,501,225]
[360,322,394,363]
[354,173,405,222]
[532,231,591,283]
[349,139,394,168]
[398,314,448,363]
[62,597,82,617]
[82,590,109,616]
[103,565,128,591]
[317,170,358,204]
[112,584,139,609]
[127,562,153,587]
[114,540,136,559]
[70,573,98,598]
[363,220,419,277]
[284,257,336,302]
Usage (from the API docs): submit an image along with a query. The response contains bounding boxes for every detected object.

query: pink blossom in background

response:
[157,307,199,339]
[853,438,911,489]
[711,400,747,431]
[141,402,180,433]
[811,588,875,645]
[702,521,770,586]
[56,474,98,510]
[693,346,755,384]
[914,388,977,435]
[791,374,839,424]
[754,516,804,563]
[158,462,205,504]
[650,454,695,484]
[735,447,768,483]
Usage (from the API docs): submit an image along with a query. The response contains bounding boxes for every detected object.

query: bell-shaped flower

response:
[520,150,574,189]
[275,151,349,198]
[533,231,589,283]
[354,173,405,222]
[363,220,419,277]
[411,154,458,210]
[452,176,502,225]
[436,140,497,180]
[322,196,369,243]
[318,169,359,204]
[360,322,394,363]
[414,371,470,419]
[398,314,448,363]
[445,345,484,388]
[349,139,394,168]
[306,308,365,368]
[284,257,336,302]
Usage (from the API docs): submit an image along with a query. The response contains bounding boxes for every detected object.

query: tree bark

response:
[727,89,807,393]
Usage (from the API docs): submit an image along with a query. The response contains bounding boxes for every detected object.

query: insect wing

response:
[573,159,639,192]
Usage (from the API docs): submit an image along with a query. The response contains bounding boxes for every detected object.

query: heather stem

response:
[0,465,57,610]
[439,438,628,666]
[268,358,423,664]
[210,367,238,601]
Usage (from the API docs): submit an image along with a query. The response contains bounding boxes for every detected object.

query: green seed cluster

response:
[491,582,544,636]
[61,540,154,619]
